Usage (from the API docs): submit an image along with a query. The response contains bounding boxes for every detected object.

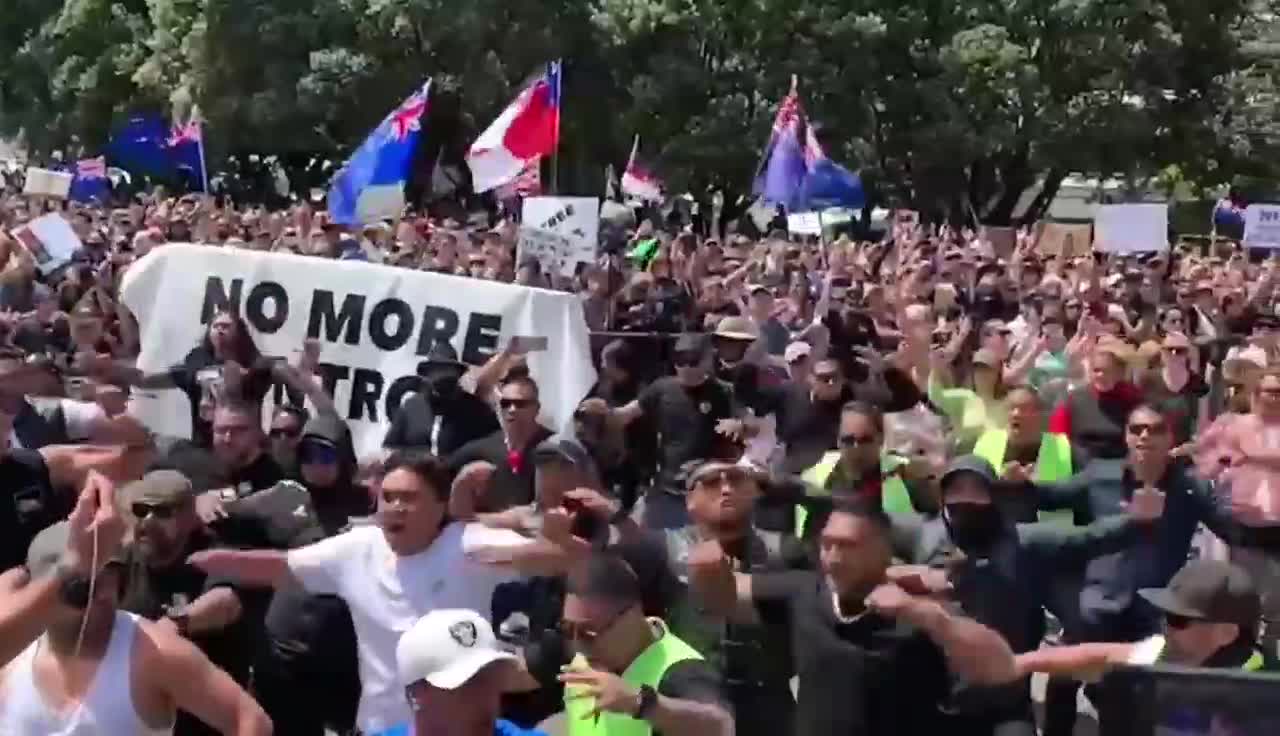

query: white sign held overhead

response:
[1094,204,1168,254]
[1244,205,1280,250]
[516,227,575,277]
[120,245,597,458]
[22,167,73,199]
[11,213,82,275]
[520,196,599,277]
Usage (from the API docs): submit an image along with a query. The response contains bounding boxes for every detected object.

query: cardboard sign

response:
[980,225,1016,260]
[11,213,82,274]
[1244,205,1280,250]
[1035,222,1093,259]
[1094,204,1169,253]
[520,197,599,277]
[516,227,575,277]
[22,167,73,199]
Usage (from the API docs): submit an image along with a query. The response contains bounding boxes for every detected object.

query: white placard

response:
[22,167,73,199]
[12,213,81,274]
[120,245,597,458]
[1244,204,1280,249]
[1094,204,1168,253]
[521,196,599,277]
[516,227,575,277]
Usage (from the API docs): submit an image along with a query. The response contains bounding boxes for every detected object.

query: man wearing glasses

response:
[1031,404,1280,736]
[558,553,734,736]
[116,470,255,736]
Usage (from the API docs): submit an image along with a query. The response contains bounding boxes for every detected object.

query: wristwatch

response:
[165,607,192,637]
[633,684,658,720]
[52,560,92,609]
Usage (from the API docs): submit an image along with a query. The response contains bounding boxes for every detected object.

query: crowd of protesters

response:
[1,180,1280,736]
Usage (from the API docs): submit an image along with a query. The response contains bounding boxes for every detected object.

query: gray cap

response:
[25,521,126,580]
[939,455,998,496]
[533,434,594,470]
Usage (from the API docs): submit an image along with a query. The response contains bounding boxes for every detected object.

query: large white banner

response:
[120,245,597,458]
[1244,204,1280,250]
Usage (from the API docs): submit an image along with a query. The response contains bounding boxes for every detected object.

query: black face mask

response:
[426,372,461,400]
[944,502,1005,551]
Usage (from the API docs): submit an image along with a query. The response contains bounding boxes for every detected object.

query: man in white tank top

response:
[0,522,271,736]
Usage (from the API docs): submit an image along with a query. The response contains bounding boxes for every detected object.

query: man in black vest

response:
[383,341,499,456]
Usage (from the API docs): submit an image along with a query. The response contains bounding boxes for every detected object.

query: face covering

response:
[427,371,461,400]
[944,502,1005,551]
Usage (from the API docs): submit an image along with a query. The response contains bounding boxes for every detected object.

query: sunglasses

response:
[839,433,879,448]
[132,502,179,520]
[1126,422,1167,436]
[691,466,751,488]
[299,442,339,465]
[1164,613,1195,630]
[499,398,535,410]
[559,604,630,643]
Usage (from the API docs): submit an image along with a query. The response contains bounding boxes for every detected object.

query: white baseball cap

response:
[396,609,535,692]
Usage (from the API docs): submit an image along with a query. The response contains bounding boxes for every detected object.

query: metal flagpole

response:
[551,60,562,195]
[193,105,210,194]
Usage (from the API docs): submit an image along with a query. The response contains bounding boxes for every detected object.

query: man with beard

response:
[187,450,526,735]
[384,341,499,457]
[249,410,372,736]
[190,400,285,524]
[886,455,1166,736]
[116,470,254,736]
[0,521,271,735]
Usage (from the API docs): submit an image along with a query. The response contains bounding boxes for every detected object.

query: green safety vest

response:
[1147,635,1267,671]
[564,621,704,736]
[795,453,914,536]
[972,430,1074,524]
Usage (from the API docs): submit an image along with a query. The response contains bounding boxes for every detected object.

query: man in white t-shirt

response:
[190,450,529,734]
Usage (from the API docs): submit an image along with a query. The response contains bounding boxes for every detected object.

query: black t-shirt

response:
[447,427,555,512]
[167,348,276,448]
[224,452,285,497]
[752,571,951,736]
[0,449,58,572]
[382,389,501,455]
[639,377,735,487]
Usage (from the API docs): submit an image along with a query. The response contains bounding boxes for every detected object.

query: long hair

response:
[202,309,261,366]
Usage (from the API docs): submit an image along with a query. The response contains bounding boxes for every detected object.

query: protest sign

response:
[516,227,575,277]
[22,167,73,199]
[521,197,599,277]
[1244,205,1280,250]
[120,245,597,457]
[1094,204,1169,253]
[786,209,852,236]
[980,225,1016,260]
[12,213,81,274]
[1034,222,1093,259]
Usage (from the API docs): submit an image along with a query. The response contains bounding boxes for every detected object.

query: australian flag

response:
[168,114,207,192]
[754,78,864,211]
[329,80,432,225]
[106,114,171,176]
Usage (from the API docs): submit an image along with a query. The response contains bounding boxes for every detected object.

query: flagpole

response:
[193,105,210,194]
[551,59,562,195]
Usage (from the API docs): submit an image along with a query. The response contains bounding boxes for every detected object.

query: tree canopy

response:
[1,0,1277,222]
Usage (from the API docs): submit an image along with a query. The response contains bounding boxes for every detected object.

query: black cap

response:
[1138,560,1261,628]
[672,333,710,355]
[939,455,998,496]
[416,342,466,375]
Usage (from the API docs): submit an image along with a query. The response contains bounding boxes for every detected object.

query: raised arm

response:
[144,622,272,736]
